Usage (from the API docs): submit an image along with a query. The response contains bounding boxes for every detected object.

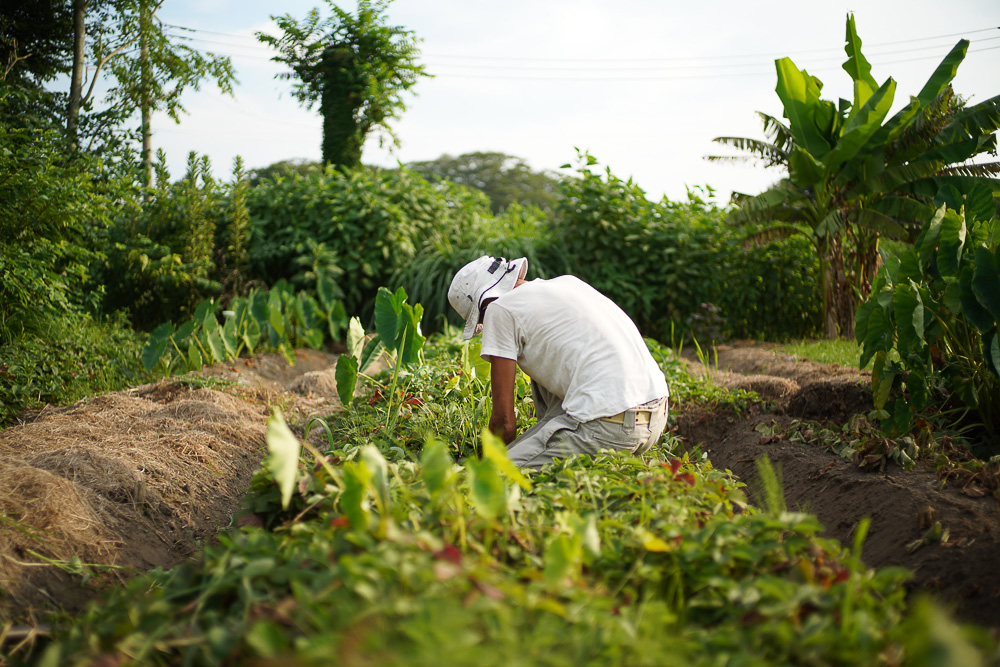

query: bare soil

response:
[674,341,1000,629]
[1,342,998,632]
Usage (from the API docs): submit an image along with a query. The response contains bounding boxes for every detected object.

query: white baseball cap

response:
[448,256,528,339]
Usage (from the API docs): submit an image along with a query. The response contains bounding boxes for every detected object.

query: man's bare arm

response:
[486,355,517,444]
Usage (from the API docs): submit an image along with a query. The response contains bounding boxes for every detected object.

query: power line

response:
[163,21,1000,65]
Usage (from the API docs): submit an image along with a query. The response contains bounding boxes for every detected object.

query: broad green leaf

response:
[359,334,385,373]
[174,319,196,341]
[913,40,968,108]
[842,14,878,109]
[985,331,1000,377]
[543,533,581,585]
[860,298,891,369]
[965,184,996,227]
[205,327,226,363]
[192,298,214,325]
[874,368,895,410]
[972,246,1000,323]
[465,456,507,520]
[246,621,289,658]
[421,438,457,500]
[916,205,946,266]
[268,290,285,339]
[335,354,358,407]
[481,430,532,491]
[774,58,835,158]
[361,445,390,516]
[396,303,426,366]
[341,461,372,530]
[937,209,967,278]
[187,343,202,371]
[893,283,924,355]
[787,148,825,188]
[265,408,300,511]
[221,316,238,357]
[959,264,994,333]
[142,322,173,371]
[896,247,923,284]
[828,78,895,170]
[347,316,367,363]
[374,286,405,349]
[242,317,261,354]
[301,327,324,350]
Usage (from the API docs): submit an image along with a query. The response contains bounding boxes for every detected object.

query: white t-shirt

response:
[480,276,669,422]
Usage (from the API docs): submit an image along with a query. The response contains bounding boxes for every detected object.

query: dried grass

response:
[0,379,273,619]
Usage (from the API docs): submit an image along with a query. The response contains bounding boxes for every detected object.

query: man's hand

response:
[486,355,517,444]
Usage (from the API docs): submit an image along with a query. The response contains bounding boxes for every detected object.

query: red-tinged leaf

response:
[405,397,424,406]
[670,459,682,475]
[678,472,696,486]
[434,544,463,565]
[330,516,350,528]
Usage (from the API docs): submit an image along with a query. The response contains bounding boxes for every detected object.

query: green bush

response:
[552,155,821,343]
[856,189,999,452]
[0,311,149,425]
[247,166,488,322]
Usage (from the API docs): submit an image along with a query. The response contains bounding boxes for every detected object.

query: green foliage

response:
[256,0,428,169]
[246,165,485,321]
[142,279,348,375]
[0,311,149,425]
[552,153,821,343]
[712,14,1000,339]
[100,151,253,329]
[406,151,562,213]
[856,192,1000,451]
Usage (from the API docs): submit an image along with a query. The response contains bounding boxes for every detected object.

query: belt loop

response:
[623,408,636,434]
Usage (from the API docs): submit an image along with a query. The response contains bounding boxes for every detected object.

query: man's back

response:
[480,275,668,421]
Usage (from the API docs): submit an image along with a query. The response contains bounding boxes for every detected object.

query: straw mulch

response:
[0,380,275,620]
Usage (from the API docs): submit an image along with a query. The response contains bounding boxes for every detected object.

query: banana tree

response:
[709,14,1000,338]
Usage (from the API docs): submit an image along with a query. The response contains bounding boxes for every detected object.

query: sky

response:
[143,0,1000,203]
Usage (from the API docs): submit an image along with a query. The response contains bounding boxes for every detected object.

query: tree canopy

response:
[257,0,428,170]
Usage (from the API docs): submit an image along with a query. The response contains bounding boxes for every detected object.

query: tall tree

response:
[406,152,561,213]
[257,0,428,170]
[65,0,235,179]
[707,14,1000,338]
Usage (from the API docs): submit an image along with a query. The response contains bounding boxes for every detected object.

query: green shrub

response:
[0,311,149,425]
[552,154,821,343]
[856,190,999,453]
[247,166,487,322]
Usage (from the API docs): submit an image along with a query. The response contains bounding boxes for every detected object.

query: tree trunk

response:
[139,0,153,190]
[67,0,88,148]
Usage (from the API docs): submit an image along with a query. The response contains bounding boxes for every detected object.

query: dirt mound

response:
[674,342,1000,629]
[0,350,342,621]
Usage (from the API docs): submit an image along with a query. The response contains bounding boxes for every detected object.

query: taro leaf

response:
[359,334,384,374]
[174,319,196,341]
[374,286,406,350]
[142,322,173,371]
[972,246,1000,323]
[242,317,261,355]
[221,315,238,357]
[341,461,372,530]
[361,445,391,516]
[346,317,366,364]
[317,273,340,310]
[205,326,226,363]
[465,455,507,520]
[421,438,457,501]
[246,621,289,659]
[916,205,946,265]
[985,331,1000,377]
[543,533,581,586]
[268,290,285,340]
[481,430,531,490]
[301,327,324,350]
[959,264,995,333]
[965,184,996,227]
[859,299,893,369]
[896,247,923,284]
[397,303,426,367]
[893,282,925,355]
[335,354,358,408]
[937,209,967,279]
[874,368,895,411]
[192,298,214,326]
[265,408,301,511]
[187,343,203,371]
[854,299,873,345]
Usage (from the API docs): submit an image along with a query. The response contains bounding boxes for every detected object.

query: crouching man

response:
[448,255,669,469]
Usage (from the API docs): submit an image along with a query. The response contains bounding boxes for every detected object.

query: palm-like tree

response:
[708,15,1000,338]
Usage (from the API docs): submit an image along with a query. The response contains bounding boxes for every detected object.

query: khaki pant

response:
[506,381,669,469]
